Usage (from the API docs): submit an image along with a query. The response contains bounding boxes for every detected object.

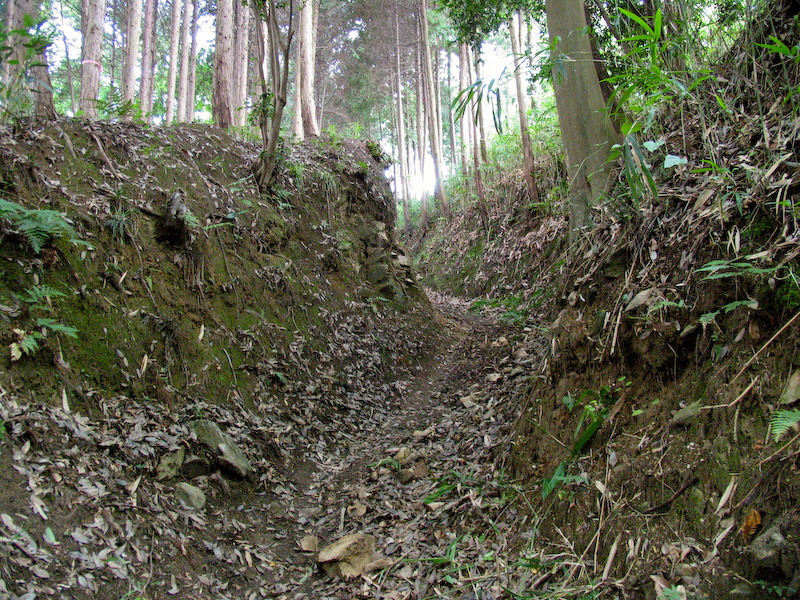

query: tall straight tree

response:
[293,0,319,138]
[509,12,537,202]
[139,0,158,121]
[418,0,451,220]
[414,30,427,226]
[545,0,618,238]
[185,0,199,121]
[394,4,409,230]
[458,42,469,175]
[80,0,106,118]
[165,0,182,124]
[233,0,251,127]
[176,0,192,122]
[122,0,142,105]
[212,0,234,128]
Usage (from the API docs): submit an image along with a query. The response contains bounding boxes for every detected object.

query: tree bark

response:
[186,0,199,121]
[509,12,538,202]
[254,0,295,190]
[394,5,409,231]
[212,0,234,128]
[418,0,450,220]
[415,23,427,227]
[473,50,489,162]
[234,0,251,127]
[80,0,107,119]
[545,0,619,239]
[292,31,303,138]
[122,0,143,106]
[298,0,319,136]
[165,0,182,124]
[176,0,192,122]
[139,0,158,122]
[458,43,468,176]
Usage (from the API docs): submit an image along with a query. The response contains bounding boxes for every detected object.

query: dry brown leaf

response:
[740,509,761,539]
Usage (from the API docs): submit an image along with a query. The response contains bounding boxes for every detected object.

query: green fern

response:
[21,284,66,308]
[771,409,800,442]
[35,318,78,338]
[0,198,83,253]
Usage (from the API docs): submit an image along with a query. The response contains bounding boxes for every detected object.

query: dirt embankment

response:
[0,120,444,599]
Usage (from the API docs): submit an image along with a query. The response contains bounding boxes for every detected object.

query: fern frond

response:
[771,409,800,442]
[0,199,81,253]
[35,318,78,338]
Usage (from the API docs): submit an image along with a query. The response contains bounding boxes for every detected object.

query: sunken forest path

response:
[266,291,541,599]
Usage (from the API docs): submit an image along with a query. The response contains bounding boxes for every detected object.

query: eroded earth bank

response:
[0,119,798,600]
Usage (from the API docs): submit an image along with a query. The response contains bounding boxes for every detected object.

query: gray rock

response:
[188,419,254,479]
[751,526,785,566]
[366,264,389,284]
[175,482,206,509]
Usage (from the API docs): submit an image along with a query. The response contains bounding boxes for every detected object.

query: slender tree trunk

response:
[292,33,303,138]
[176,0,192,122]
[446,50,456,172]
[418,0,450,220]
[415,31,427,227]
[122,0,143,105]
[545,0,619,239]
[60,0,77,114]
[165,0,182,124]
[254,0,295,190]
[254,12,271,147]
[80,0,107,119]
[510,12,538,202]
[213,0,234,128]
[139,0,158,122]
[186,0,199,121]
[458,42,469,176]
[474,49,488,162]
[467,45,488,231]
[234,0,251,127]
[394,5,409,231]
[298,0,319,136]
[110,0,117,89]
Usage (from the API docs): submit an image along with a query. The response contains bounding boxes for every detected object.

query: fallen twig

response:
[732,311,800,384]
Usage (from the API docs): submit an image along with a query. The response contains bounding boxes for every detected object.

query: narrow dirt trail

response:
[268,293,540,599]
[0,294,543,600]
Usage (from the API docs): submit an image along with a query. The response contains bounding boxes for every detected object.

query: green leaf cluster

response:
[0,198,83,253]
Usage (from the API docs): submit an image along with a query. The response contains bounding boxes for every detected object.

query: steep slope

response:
[0,119,440,599]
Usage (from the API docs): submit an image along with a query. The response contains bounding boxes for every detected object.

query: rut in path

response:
[276,293,543,599]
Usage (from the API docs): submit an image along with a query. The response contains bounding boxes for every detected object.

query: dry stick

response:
[91,133,121,180]
[732,310,800,384]
[759,430,800,467]
[601,533,622,581]
[701,375,760,410]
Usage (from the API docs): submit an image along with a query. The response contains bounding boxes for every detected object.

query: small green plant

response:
[104,206,134,242]
[0,198,85,253]
[771,409,800,442]
[97,87,143,121]
[20,283,66,311]
[753,579,795,597]
[10,284,77,360]
[10,318,78,361]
